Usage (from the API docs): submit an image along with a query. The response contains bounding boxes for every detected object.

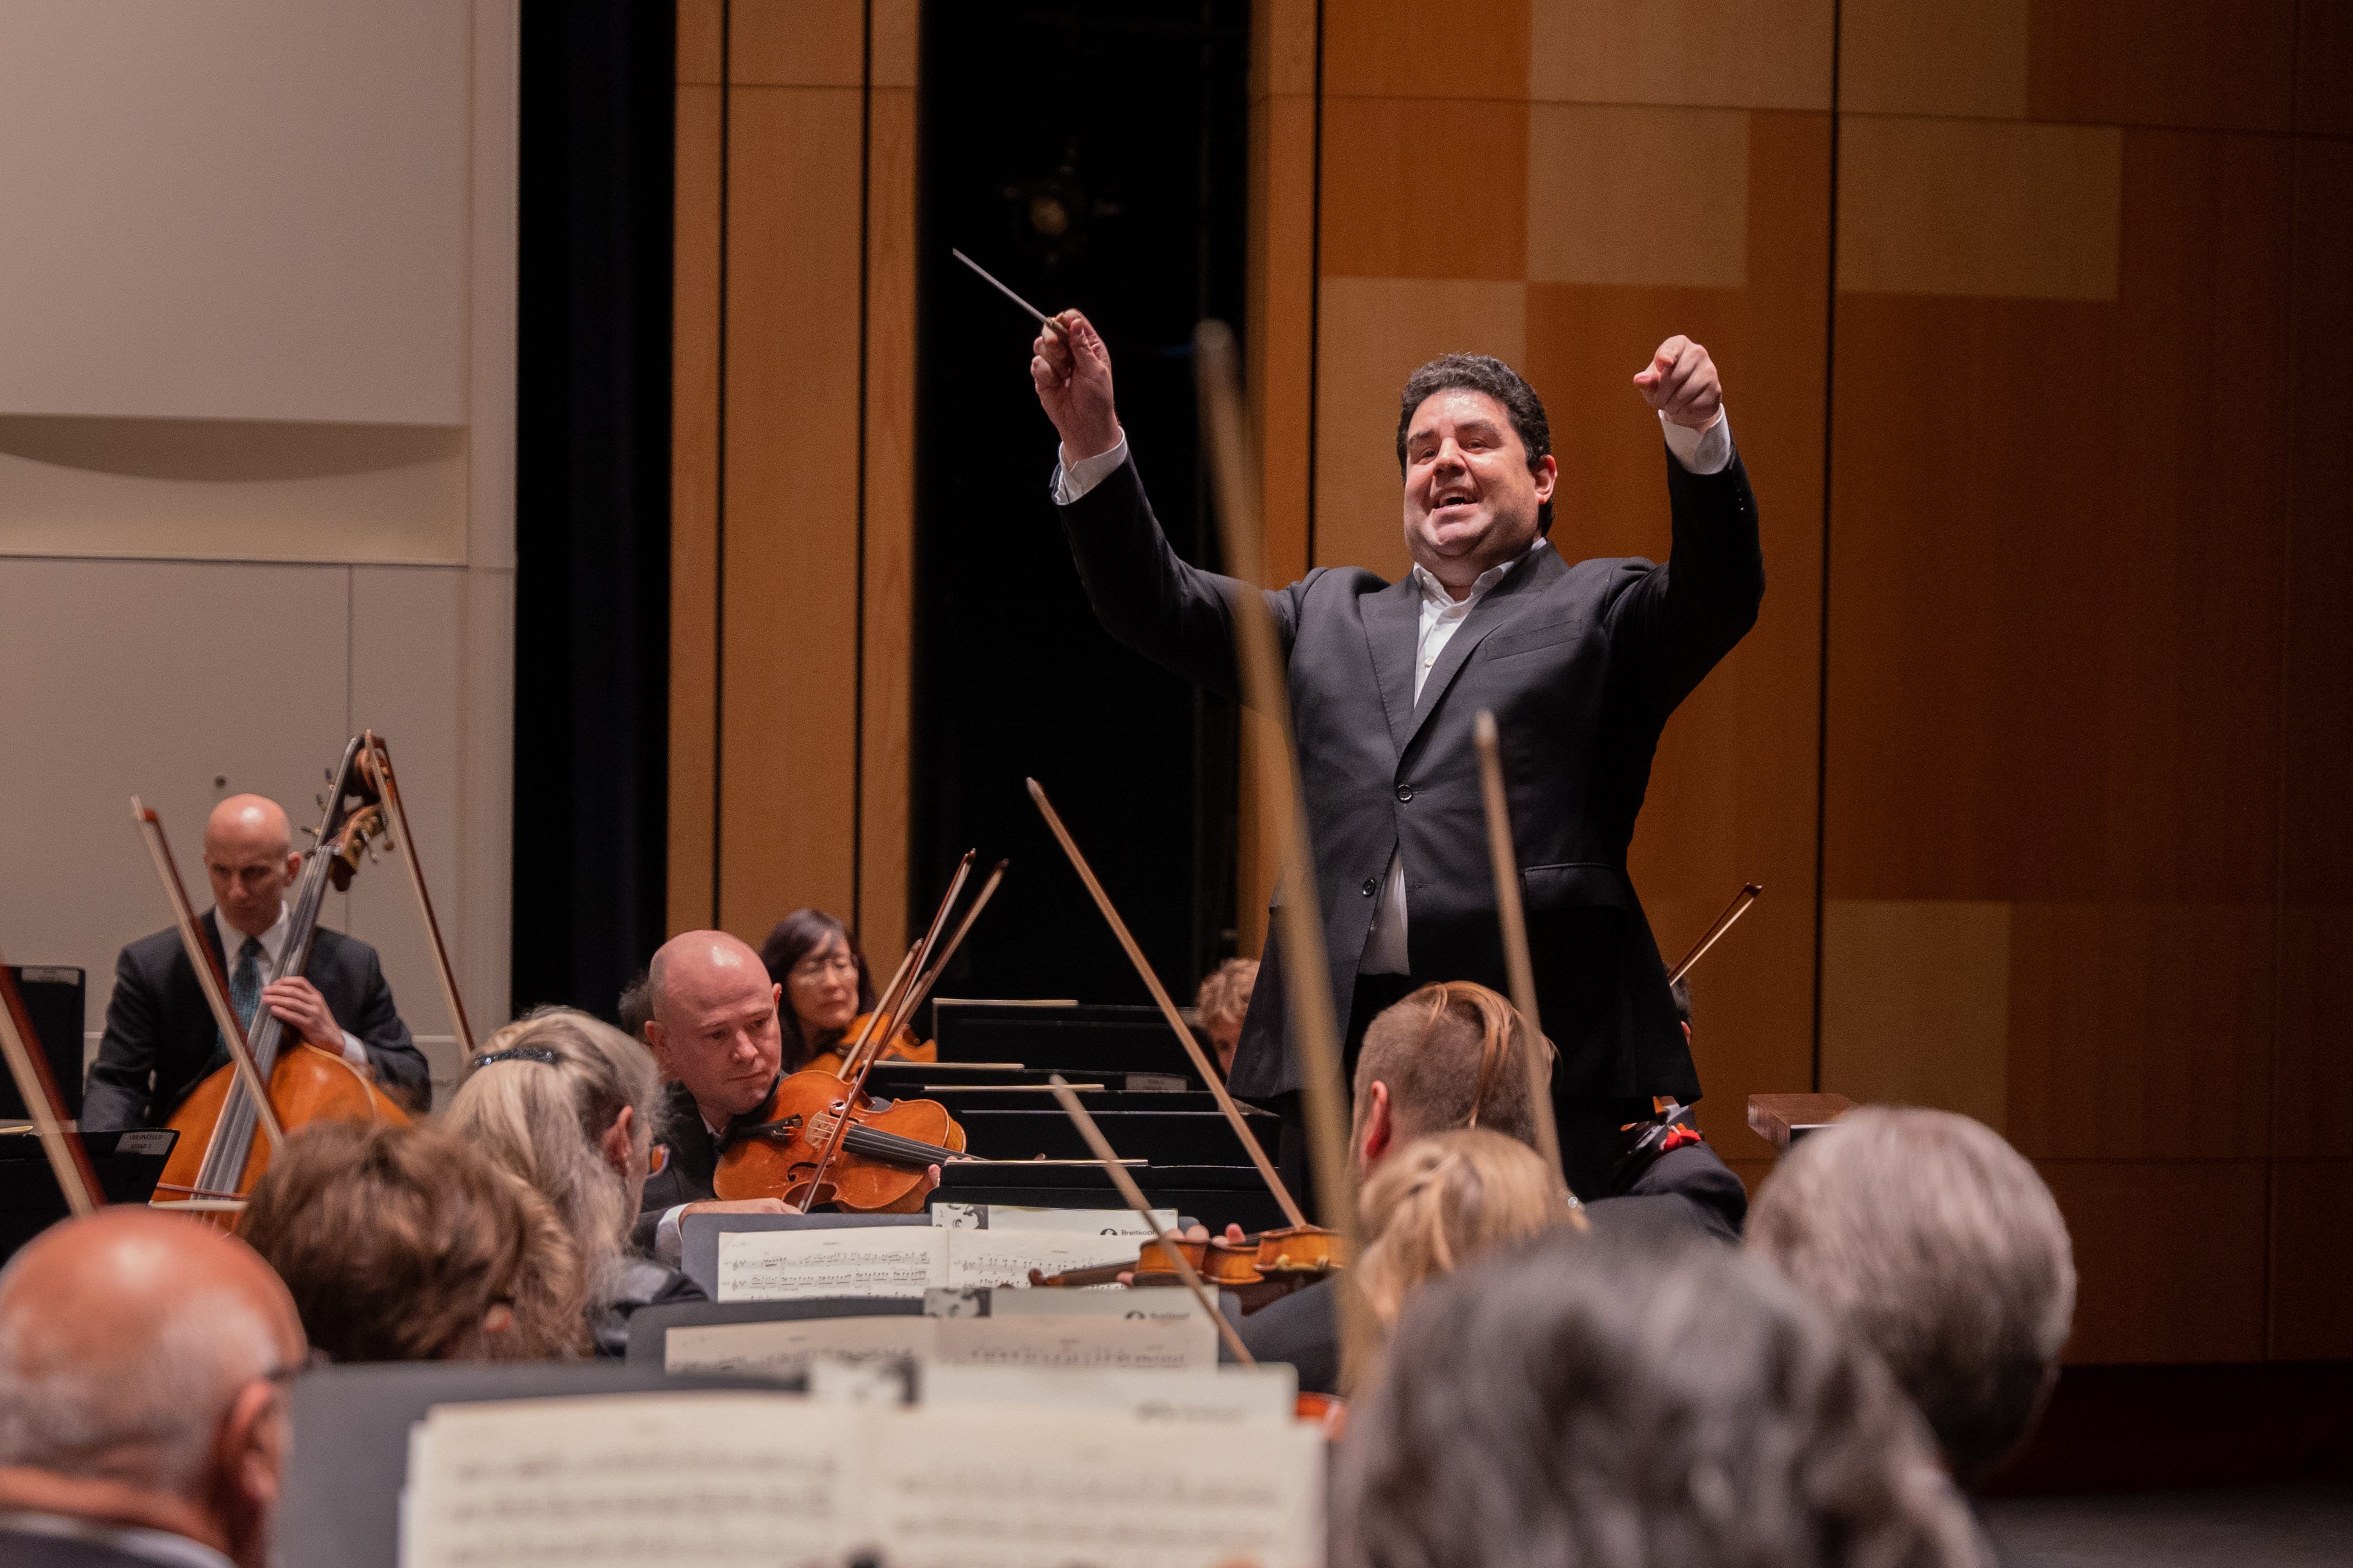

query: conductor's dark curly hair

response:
[1332,1233,1982,1568]
[1395,353,1556,534]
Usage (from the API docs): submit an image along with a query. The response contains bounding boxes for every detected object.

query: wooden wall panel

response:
[2026,0,2296,132]
[1322,0,1529,100]
[2042,1160,2268,1364]
[1837,0,2027,119]
[673,2,920,957]
[1527,0,1833,112]
[2269,1159,2353,1359]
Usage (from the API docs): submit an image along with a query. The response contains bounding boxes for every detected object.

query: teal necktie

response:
[229,937,263,1031]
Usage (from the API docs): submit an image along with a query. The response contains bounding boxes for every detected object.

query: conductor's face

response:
[1401,389,1558,595]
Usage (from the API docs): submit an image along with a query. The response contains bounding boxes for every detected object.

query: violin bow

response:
[1046,1074,1254,1365]
[1193,322,1359,1266]
[0,952,104,1216]
[834,942,922,1085]
[358,732,475,1057]
[839,850,974,1083]
[1471,713,1567,1182]
[130,799,285,1149]
[1667,882,1763,987]
[885,858,1008,1044]
[794,851,976,1211]
[1028,779,1310,1234]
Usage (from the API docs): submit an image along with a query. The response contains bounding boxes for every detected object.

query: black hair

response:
[756,908,877,1071]
[1395,353,1556,534]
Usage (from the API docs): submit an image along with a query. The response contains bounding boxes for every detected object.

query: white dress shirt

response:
[216,899,371,1070]
[1055,407,1736,975]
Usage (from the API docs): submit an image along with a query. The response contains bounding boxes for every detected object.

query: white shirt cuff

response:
[654,1204,688,1267]
[1660,408,1732,475]
[339,1030,370,1071]
[1052,433,1131,504]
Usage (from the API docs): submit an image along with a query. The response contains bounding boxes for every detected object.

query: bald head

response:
[645,931,785,1123]
[0,1210,303,1558]
[202,795,299,939]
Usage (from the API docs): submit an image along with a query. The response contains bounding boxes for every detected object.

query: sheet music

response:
[941,1284,1211,1323]
[942,1228,1157,1288]
[399,1392,841,1568]
[935,1313,1216,1371]
[663,1314,938,1376]
[921,1362,1295,1420]
[858,1402,1325,1568]
[715,1226,947,1302]
[403,1394,1325,1568]
[933,1202,1176,1234]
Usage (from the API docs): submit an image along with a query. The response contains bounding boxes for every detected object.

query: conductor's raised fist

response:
[1632,336,1723,430]
[1030,309,1123,463]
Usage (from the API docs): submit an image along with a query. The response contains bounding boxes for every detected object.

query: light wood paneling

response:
[1527,0,1833,112]
[2027,0,2296,133]
[1837,0,2027,120]
[669,78,723,935]
[1324,0,1529,100]
[859,75,917,962]
[679,0,724,85]
[2269,1159,2353,1359]
[1526,104,1749,289]
[1837,118,2120,301]
[2040,1159,2268,1364]
[717,83,865,942]
[2004,902,2276,1162]
[1310,277,1527,579]
[1319,96,1527,280]
[1820,899,2010,1131]
[731,0,866,87]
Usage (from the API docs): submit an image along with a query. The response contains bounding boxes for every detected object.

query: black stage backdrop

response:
[510,1,675,1020]
[912,2,1250,1009]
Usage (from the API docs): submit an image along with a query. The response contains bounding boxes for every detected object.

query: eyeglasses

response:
[647,1142,671,1176]
[789,953,859,981]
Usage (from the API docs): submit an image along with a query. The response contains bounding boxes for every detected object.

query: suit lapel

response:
[200,910,226,974]
[1359,576,1421,754]
[1400,546,1565,755]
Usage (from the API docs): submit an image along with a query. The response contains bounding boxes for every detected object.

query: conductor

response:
[1031,316,1761,1198]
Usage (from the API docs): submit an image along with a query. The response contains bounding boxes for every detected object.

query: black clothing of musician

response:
[1046,330,1762,1199]
[83,909,425,1130]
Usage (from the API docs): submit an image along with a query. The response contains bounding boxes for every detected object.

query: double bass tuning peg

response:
[299,825,319,843]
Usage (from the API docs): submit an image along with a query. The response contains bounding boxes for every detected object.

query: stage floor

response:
[1983,1484,2353,1567]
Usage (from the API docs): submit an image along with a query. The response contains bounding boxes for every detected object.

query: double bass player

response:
[1030,319,1761,1200]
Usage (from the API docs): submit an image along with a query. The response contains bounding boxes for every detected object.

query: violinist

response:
[629,930,791,1257]
[756,908,877,1070]
[1193,957,1257,1079]
[83,794,428,1129]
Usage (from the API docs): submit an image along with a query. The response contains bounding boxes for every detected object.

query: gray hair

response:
[444,1006,665,1309]
[1334,1234,1983,1568]
[0,1283,279,1493]
[1748,1106,2076,1487]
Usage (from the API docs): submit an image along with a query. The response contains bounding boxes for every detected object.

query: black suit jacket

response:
[1061,446,1763,1112]
[631,1082,725,1253]
[83,910,426,1130]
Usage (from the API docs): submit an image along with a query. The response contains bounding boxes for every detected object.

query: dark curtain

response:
[510,1,674,1019]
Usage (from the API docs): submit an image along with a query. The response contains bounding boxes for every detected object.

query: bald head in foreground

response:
[0,1210,307,1568]
[84,790,429,1129]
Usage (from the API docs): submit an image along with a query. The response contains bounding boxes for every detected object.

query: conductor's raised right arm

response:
[1035,310,1295,705]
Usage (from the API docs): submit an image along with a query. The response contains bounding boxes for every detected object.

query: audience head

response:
[645,930,785,1124]
[1352,981,1546,1175]
[757,908,876,1070]
[200,794,297,939]
[1749,1106,2076,1488]
[1193,957,1257,1077]
[1334,1234,1981,1568]
[240,1119,586,1362]
[1354,1127,1579,1327]
[0,1209,306,1568]
[444,1007,667,1309]
[616,968,654,1043]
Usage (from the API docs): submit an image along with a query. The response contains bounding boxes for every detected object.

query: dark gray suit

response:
[1061,446,1762,1194]
[83,910,426,1130]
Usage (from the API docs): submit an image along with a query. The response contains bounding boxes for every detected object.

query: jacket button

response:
[1361,878,1377,896]
[1395,785,1414,802]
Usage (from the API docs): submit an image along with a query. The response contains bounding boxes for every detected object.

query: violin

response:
[713,855,993,1212]
[800,1011,936,1075]
[141,739,414,1221]
[1030,1223,1347,1297]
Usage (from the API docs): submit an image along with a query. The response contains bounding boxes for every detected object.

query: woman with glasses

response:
[443,1007,706,1355]
[757,908,879,1072]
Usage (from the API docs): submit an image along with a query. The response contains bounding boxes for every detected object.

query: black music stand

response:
[0,1129,178,1262]
[0,965,84,1120]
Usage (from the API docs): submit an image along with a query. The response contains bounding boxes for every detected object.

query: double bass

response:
[145,737,439,1212]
